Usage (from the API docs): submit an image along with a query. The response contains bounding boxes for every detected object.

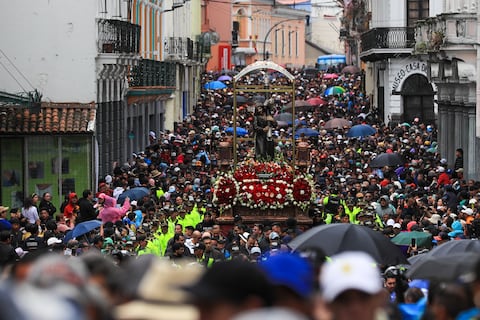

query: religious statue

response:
[254,102,276,161]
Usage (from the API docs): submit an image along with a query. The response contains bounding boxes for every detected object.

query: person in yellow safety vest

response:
[322,189,341,224]
[193,242,214,267]
[155,187,165,202]
[357,206,384,230]
[145,222,173,256]
[176,208,193,231]
[200,237,225,267]
[167,209,178,234]
[135,234,149,256]
[342,198,362,224]
[189,201,204,228]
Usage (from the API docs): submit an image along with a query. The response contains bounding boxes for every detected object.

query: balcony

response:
[98,19,141,54]
[360,27,414,62]
[163,37,195,61]
[414,13,476,55]
[129,59,176,87]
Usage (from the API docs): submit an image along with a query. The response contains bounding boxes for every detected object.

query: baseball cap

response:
[461,207,474,216]
[250,247,262,255]
[269,232,280,240]
[320,251,382,302]
[259,253,313,298]
[393,223,402,229]
[428,214,442,224]
[47,237,63,246]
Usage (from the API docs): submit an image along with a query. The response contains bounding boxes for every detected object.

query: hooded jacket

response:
[63,193,78,220]
[98,193,130,223]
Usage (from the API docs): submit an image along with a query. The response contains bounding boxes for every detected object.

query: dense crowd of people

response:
[0,66,479,319]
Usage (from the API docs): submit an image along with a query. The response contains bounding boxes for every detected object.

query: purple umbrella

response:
[217,75,232,82]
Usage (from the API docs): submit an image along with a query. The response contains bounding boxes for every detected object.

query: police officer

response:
[323,188,341,224]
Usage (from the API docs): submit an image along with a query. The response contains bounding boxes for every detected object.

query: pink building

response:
[203,0,308,71]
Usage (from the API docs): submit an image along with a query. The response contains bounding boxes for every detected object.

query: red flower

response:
[293,177,313,202]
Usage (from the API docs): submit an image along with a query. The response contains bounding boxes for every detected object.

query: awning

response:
[234,47,257,55]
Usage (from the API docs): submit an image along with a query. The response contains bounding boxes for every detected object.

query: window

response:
[295,31,298,57]
[274,29,279,56]
[407,0,429,27]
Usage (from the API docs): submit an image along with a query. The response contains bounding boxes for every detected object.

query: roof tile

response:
[0,102,96,134]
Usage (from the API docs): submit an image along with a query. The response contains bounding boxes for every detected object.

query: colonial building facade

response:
[359,0,479,179]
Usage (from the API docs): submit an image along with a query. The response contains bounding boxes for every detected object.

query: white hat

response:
[47,237,63,246]
[461,208,474,216]
[15,247,27,258]
[428,214,442,224]
[393,223,401,229]
[320,252,382,302]
[250,247,262,255]
[149,131,156,139]
[269,231,280,240]
[437,166,445,173]
[131,200,138,207]
[105,175,113,184]
[239,232,250,242]
[386,219,395,227]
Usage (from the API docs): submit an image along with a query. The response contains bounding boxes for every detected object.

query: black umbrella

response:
[274,112,294,124]
[235,95,248,104]
[253,95,266,103]
[288,224,408,266]
[369,152,404,168]
[406,253,479,281]
[117,187,150,205]
[427,239,480,257]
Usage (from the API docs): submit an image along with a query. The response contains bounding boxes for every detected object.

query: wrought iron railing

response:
[163,37,195,60]
[128,59,176,87]
[361,27,415,52]
[98,19,141,54]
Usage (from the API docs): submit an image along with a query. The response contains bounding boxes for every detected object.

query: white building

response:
[309,0,344,58]
[0,0,203,177]
[360,0,479,178]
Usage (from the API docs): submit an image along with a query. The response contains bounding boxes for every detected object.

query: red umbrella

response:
[307,97,327,106]
[323,73,339,80]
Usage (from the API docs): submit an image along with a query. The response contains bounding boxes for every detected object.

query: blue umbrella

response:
[294,119,308,126]
[117,187,151,205]
[347,124,376,137]
[64,220,102,242]
[225,127,248,136]
[295,127,319,138]
[204,81,227,90]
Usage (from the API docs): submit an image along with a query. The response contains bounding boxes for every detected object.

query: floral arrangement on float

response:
[212,160,315,211]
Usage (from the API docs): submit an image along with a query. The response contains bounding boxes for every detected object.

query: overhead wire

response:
[0,48,36,92]
[0,58,29,94]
